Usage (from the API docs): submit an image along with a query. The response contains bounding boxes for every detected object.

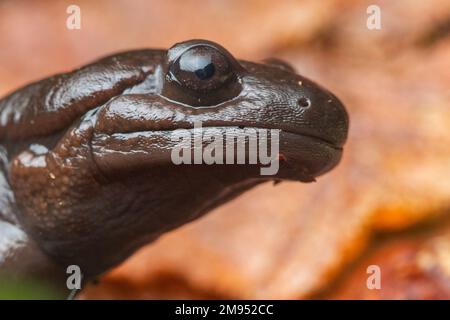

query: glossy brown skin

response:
[0,40,348,290]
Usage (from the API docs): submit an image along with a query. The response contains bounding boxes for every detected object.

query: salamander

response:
[0,39,348,291]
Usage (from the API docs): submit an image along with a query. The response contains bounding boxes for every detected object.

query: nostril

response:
[297,97,311,108]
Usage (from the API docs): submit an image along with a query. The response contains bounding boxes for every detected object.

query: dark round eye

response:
[168,45,234,92]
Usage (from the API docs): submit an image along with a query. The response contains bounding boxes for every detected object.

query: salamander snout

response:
[292,83,349,148]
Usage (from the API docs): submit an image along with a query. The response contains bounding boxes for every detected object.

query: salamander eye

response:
[162,40,243,107]
[168,45,234,92]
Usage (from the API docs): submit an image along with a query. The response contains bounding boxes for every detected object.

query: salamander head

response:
[93,39,349,181]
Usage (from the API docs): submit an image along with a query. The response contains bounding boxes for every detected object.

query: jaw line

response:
[108,125,342,151]
[91,125,342,183]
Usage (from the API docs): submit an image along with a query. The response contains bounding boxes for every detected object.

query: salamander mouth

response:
[99,120,343,151]
[186,125,338,150]
[191,124,343,150]
[92,123,343,181]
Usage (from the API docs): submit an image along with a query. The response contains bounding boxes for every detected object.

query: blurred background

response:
[1,0,450,299]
